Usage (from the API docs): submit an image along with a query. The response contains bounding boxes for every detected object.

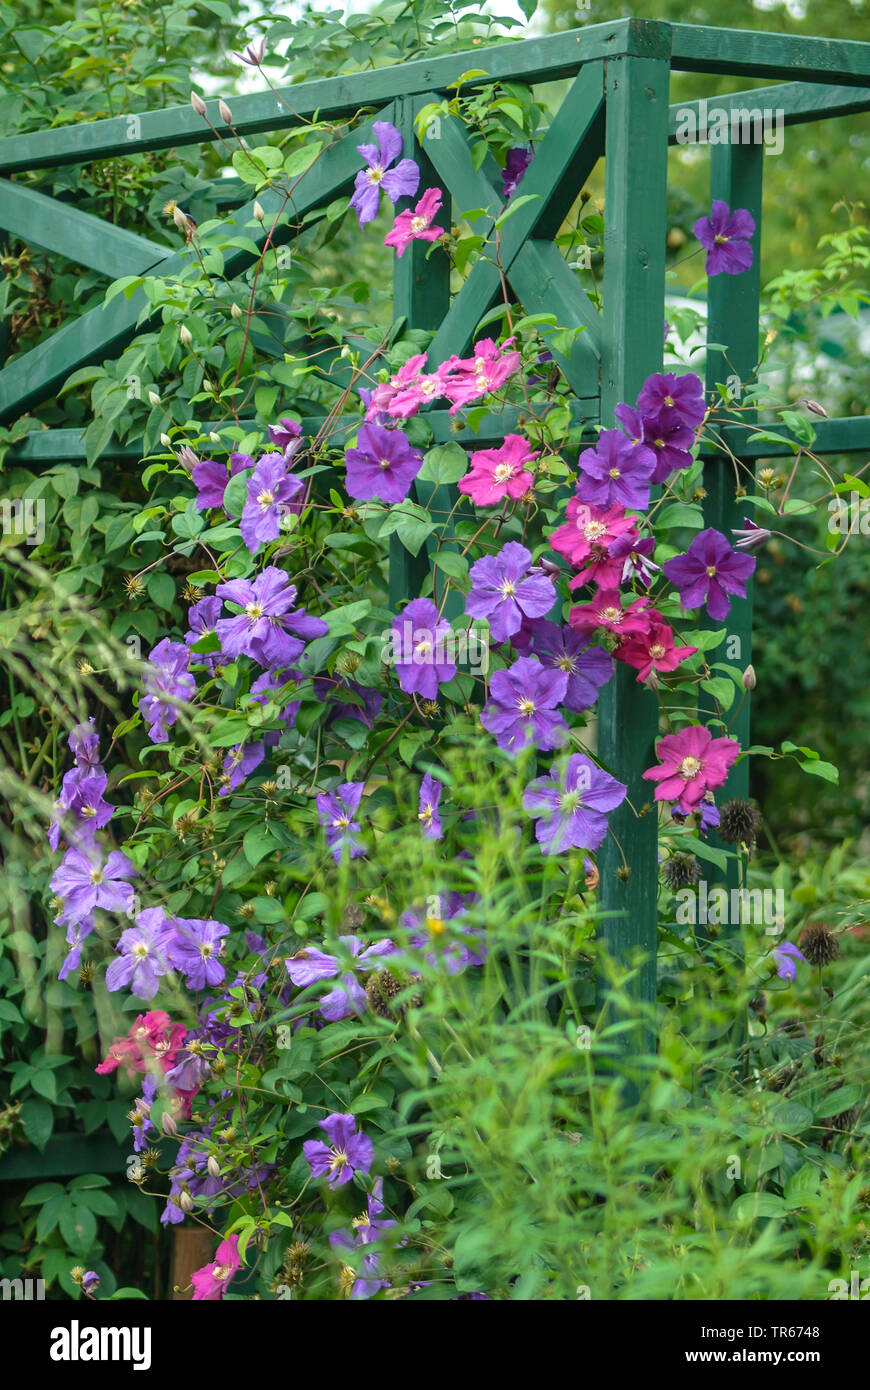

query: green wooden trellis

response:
[3,18,870,1172]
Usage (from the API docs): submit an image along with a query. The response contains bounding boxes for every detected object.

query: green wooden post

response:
[595,25,672,1058]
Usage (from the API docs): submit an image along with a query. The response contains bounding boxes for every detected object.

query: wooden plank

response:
[0,179,167,280]
[671,22,870,86]
[704,415,870,457]
[668,82,870,141]
[595,38,671,1059]
[509,238,601,396]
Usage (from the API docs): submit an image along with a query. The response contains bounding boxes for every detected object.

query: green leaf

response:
[243,825,280,867]
[432,551,469,583]
[815,1085,862,1118]
[798,759,838,784]
[730,1192,788,1221]
[60,1204,97,1254]
[20,1099,53,1150]
[656,502,705,530]
[417,442,468,486]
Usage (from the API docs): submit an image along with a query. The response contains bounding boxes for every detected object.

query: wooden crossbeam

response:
[0,107,397,423]
[0,180,168,280]
[668,81,870,140]
[670,23,870,86]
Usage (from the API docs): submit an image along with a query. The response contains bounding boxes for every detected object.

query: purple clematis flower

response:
[169,916,230,991]
[523,753,627,855]
[193,452,248,511]
[466,541,555,643]
[50,846,137,924]
[286,934,395,1020]
[480,656,568,756]
[105,907,174,1001]
[216,567,328,668]
[732,517,772,551]
[694,201,755,277]
[344,422,423,504]
[317,782,366,862]
[219,741,265,796]
[502,146,532,199]
[328,1229,389,1300]
[48,768,114,852]
[350,121,420,227]
[614,403,696,485]
[773,940,807,982]
[140,639,196,743]
[575,429,657,511]
[663,527,756,620]
[69,717,101,770]
[402,893,486,975]
[390,598,457,700]
[418,771,443,840]
[268,417,303,458]
[636,372,706,430]
[517,619,614,713]
[304,1112,375,1188]
[185,596,222,668]
[240,452,304,553]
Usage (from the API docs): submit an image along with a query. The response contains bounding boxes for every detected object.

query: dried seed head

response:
[718,799,761,850]
[662,853,701,889]
[799,922,840,967]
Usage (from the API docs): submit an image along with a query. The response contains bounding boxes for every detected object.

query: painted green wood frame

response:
[2,19,870,1176]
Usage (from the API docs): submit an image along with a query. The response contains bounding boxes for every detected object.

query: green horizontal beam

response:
[668,82,870,140]
[6,400,600,466]
[670,22,870,86]
[703,414,870,458]
[0,179,168,280]
[0,1133,129,1182]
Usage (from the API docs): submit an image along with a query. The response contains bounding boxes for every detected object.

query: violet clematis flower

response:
[344,421,423,504]
[502,146,532,199]
[48,768,113,852]
[239,452,304,553]
[191,1235,242,1302]
[316,782,366,862]
[575,429,656,511]
[403,893,486,974]
[216,567,327,668]
[390,598,457,700]
[69,717,101,770]
[304,1112,375,1188]
[518,619,614,712]
[636,372,706,430]
[614,403,696,485]
[350,121,420,227]
[663,528,756,621]
[268,417,303,456]
[694,201,755,276]
[418,771,443,840]
[773,940,807,982]
[642,724,740,813]
[286,934,395,1020]
[480,656,568,756]
[193,452,248,511]
[384,187,446,257]
[105,907,175,1001]
[466,541,555,643]
[523,753,627,855]
[219,742,265,796]
[328,1229,389,1300]
[185,596,222,668]
[50,846,137,924]
[732,517,772,551]
[140,639,196,743]
[169,917,230,991]
[608,532,660,588]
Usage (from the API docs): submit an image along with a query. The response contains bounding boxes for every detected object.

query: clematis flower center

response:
[493,463,516,482]
[368,165,384,185]
[517,697,536,717]
[426,914,444,935]
[379,457,392,470]
[706,565,717,577]
[650,643,667,659]
[608,468,621,479]
[410,216,427,232]
[199,943,213,958]
[664,395,675,407]
[560,790,582,814]
[714,234,729,245]
[419,804,433,823]
[602,606,622,622]
[257,489,275,507]
[557,655,577,673]
[213,1264,231,1281]
[333,815,350,829]
[90,868,103,884]
[245,602,264,620]
[329,1147,349,1172]
[584,521,607,540]
[414,637,432,656]
[678,756,703,779]
[500,580,517,598]
[132,942,149,960]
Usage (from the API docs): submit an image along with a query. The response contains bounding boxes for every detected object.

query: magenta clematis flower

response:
[140,639,196,743]
[480,656,568,756]
[191,1234,242,1301]
[773,941,807,982]
[344,421,423,504]
[694,201,755,276]
[614,403,696,485]
[350,121,420,227]
[105,907,175,1001]
[50,846,137,925]
[636,372,706,430]
[286,934,395,1020]
[365,354,453,420]
[523,753,627,855]
[550,499,637,571]
[390,598,457,699]
[316,782,366,862]
[169,917,230,991]
[418,771,443,840]
[575,429,656,512]
[466,541,555,643]
[568,588,651,640]
[304,1113,375,1188]
[642,724,740,812]
[239,451,304,553]
[502,146,532,199]
[441,338,521,413]
[384,187,445,257]
[458,434,537,507]
[517,619,613,712]
[663,528,756,621]
[615,614,698,684]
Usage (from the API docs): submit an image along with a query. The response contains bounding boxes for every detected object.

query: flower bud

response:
[742,663,757,691]
[230,302,243,320]
[190,91,207,117]
[219,100,233,125]
[148,390,160,408]
[161,1111,178,1136]
[179,1190,195,1213]
[207,1155,221,1178]
[253,201,266,224]
[210,432,221,445]
[160,432,171,447]
[172,204,189,232]
[179,324,193,348]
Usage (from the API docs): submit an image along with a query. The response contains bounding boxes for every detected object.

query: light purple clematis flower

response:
[268,417,303,457]
[69,717,101,770]
[140,639,196,743]
[402,893,486,975]
[773,940,807,982]
[466,541,555,643]
[185,596,222,668]
[694,201,755,277]
[193,452,248,511]
[286,934,396,1020]
[350,121,420,227]
[575,429,657,511]
[480,656,568,756]
[169,916,230,991]
[523,753,627,855]
[50,846,137,925]
[663,527,756,620]
[502,146,532,200]
[304,1112,375,1188]
[328,1228,389,1299]
[105,907,174,1001]
[216,567,328,668]
[344,422,423,504]
[239,452,304,554]
[516,619,613,713]
[48,769,114,852]
[418,771,443,840]
[316,782,366,862]
[390,598,457,700]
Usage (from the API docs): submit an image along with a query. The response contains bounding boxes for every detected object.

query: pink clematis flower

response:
[191,1234,242,1301]
[365,354,452,420]
[568,587,651,640]
[550,499,637,571]
[642,724,740,811]
[458,434,537,507]
[441,338,521,413]
[614,613,698,684]
[384,187,446,258]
